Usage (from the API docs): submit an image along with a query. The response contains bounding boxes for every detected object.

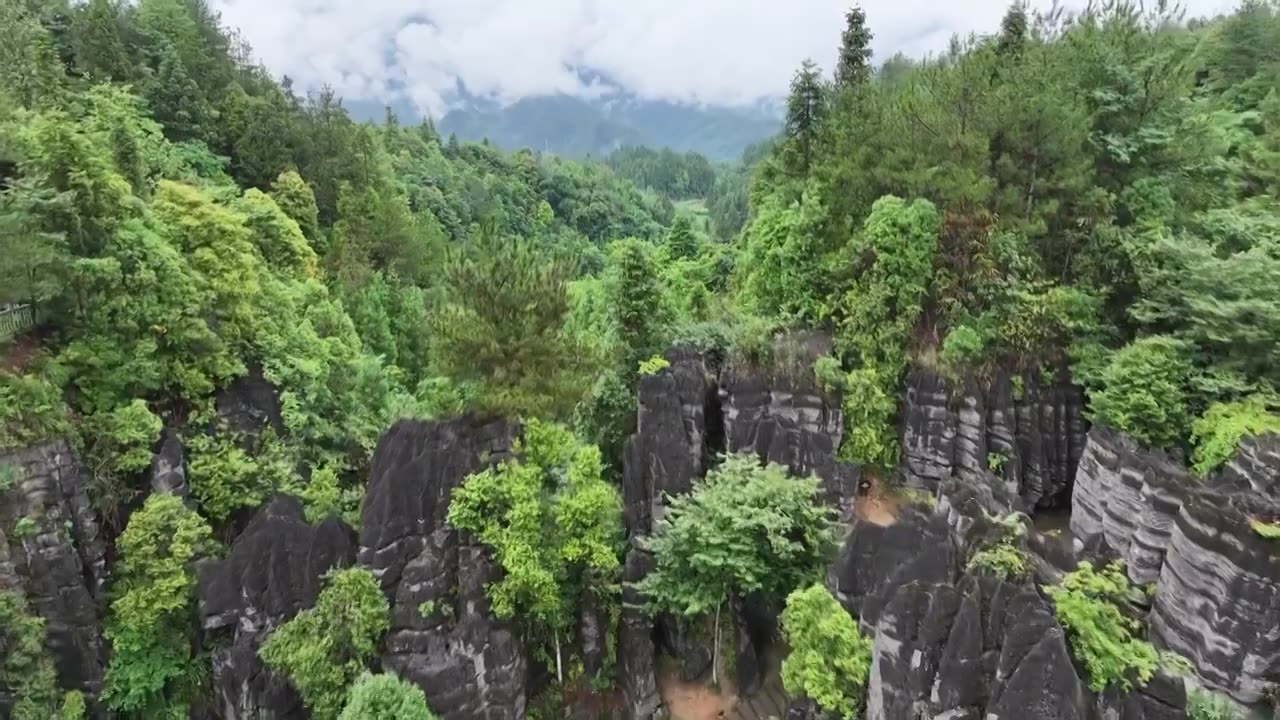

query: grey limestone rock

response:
[358,416,527,720]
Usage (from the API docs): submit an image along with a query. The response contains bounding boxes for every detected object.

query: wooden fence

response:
[0,304,35,341]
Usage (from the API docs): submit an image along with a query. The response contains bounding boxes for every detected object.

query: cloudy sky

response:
[210,0,1238,117]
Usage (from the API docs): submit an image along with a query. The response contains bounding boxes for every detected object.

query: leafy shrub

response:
[967,543,1028,579]
[102,494,216,716]
[813,356,846,393]
[780,584,872,720]
[637,355,670,376]
[0,591,86,720]
[840,366,899,469]
[1088,337,1191,450]
[940,324,986,370]
[0,463,17,492]
[259,567,390,720]
[339,673,437,720]
[186,431,271,521]
[1190,396,1280,476]
[1046,561,1159,691]
[12,516,37,540]
[0,372,69,450]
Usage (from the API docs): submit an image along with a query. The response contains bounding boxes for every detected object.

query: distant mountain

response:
[436,94,779,161]
[344,92,759,161]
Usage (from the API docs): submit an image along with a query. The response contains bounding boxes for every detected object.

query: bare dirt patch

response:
[854,474,902,527]
[658,663,736,720]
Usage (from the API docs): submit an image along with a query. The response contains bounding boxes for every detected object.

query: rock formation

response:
[900,368,1087,509]
[0,440,108,697]
[720,332,857,507]
[1071,427,1280,706]
[196,495,355,719]
[358,416,526,720]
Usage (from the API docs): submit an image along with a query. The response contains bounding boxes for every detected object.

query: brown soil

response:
[0,332,44,373]
[854,474,901,527]
[658,662,737,720]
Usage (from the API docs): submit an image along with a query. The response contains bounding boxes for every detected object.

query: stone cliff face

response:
[900,369,1087,509]
[836,487,1186,720]
[1071,427,1280,706]
[0,440,108,698]
[720,333,857,509]
[196,496,355,720]
[358,416,527,720]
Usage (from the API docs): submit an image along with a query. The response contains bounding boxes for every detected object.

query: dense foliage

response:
[101,494,216,717]
[0,591,85,720]
[259,568,390,720]
[638,455,837,680]
[1046,561,1159,692]
[338,673,437,720]
[448,419,622,680]
[780,584,873,720]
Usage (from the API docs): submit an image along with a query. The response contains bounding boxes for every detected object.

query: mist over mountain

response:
[350,92,780,161]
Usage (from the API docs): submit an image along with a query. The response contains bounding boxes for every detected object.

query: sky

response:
[210,0,1239,118]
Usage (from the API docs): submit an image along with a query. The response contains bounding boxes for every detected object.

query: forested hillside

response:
[0,0,1278,719]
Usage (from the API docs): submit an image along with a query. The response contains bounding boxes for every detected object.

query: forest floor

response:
[658,643,788,720]
[0,332,42,374]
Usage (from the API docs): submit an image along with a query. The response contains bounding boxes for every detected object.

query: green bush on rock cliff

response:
[259,567,390,720]
[102,494,217,716]
[339,673,437,720]
[1190,395,1280,476]
[448,419,622,682]
[780,584,872,720]
[1046,561,1159,691]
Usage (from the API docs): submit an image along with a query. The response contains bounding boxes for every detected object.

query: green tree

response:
[1190,395,1280,476]
[638,455,837,683]
[665,214,699,259]
[834,6,873,91]
[607,238,670,377]
[430,225,595,419]
[259,567,390,720]
[270,170,322,244]
[448,420,621,682]
[72,0,133,81]
[780,584,872,720]
[784,60,828,174]
[339,673,437,720]
[102,494,217,717]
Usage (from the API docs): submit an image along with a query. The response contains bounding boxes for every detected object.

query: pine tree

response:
[834,6,874,90]
[665,214,698,259]
[73,0,133,81]
[996,3,1028,59]
[784,60,828,174]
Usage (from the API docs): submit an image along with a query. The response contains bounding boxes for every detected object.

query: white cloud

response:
[211,0,1238,117]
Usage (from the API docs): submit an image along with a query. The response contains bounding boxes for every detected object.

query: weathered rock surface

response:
[622,347,712,536]
[0,440,107,696]
[720,332,857,507]
[1070,427,1193,585]
[1149,488,1280,705]
[900,369,1087,509]
[1071,426,1280,706]
[618,547,661,720]
[849,490,1186,720]
[196,495,354,720]
[358,416,526,720]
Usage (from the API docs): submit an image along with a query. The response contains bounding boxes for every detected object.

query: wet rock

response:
[196,495,354,720]
[0,440,107,696]
[900,369,1086,508]
[358,416,526,720]
[1220,432,1280,496]
[150,427,189,497]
